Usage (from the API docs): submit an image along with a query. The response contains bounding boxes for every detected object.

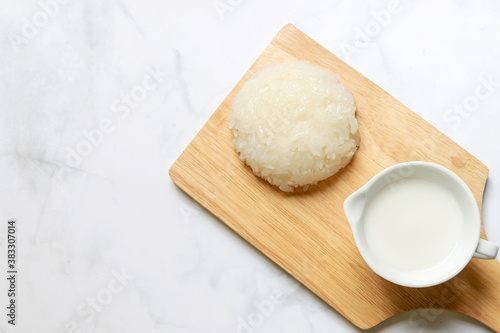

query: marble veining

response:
[0,0,499,332]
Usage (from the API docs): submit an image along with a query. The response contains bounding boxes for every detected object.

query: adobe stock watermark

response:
[236,275,300,333]
[55,65,168,180]
[8,0,71,51]
[213,0,243,21]
[57,268,135,333]
[340,0,403,62]
[406,276,471,332]
[178,202,300,333]
[443,75,499,129]
[236,290,283,333]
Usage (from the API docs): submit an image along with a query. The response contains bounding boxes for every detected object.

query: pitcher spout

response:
[343,189,366,228]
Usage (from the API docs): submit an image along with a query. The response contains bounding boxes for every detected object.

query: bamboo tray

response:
[169,24,500,330]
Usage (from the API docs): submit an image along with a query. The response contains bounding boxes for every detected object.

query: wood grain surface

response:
[169,24,500,330]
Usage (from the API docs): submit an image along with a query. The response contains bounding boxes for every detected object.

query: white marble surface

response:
[1,0,499,332]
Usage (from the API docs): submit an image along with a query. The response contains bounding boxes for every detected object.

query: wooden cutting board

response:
[169,24,500,330]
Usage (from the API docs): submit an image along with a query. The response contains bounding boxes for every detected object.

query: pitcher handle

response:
[473,239,499,259]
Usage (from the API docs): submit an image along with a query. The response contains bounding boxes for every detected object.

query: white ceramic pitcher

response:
[344,161,498,288]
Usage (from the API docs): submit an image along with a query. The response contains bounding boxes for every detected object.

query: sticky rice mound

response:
[229,61,359,192]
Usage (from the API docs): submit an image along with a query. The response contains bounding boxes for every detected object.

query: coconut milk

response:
[364,178,463,272]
